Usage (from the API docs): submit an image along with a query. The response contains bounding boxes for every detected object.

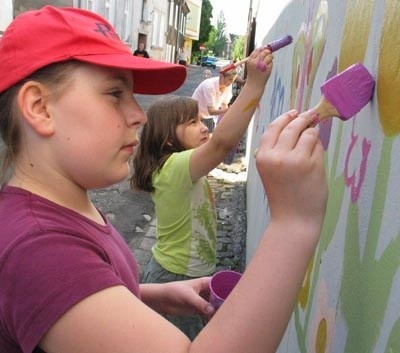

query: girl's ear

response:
[17,81,55,137]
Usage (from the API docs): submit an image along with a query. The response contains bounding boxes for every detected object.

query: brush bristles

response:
[320,63,375,120]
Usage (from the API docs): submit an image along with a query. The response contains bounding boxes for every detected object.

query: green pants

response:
[142,256,205,340]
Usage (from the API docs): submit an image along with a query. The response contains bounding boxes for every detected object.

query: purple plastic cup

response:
[209,270,242,309]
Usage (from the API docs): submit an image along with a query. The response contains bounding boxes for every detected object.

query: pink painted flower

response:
[344,119,372,203]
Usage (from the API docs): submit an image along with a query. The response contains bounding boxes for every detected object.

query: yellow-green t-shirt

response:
[151,150,217,277]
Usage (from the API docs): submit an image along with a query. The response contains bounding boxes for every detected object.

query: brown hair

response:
[130,95,199,192]
[0,61,80,184]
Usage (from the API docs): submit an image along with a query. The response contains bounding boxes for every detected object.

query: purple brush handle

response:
[220,35,293,74]
[266,35,293,52]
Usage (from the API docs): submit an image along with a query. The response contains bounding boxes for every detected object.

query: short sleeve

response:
[153,150,194,192]
[0,231,127,353]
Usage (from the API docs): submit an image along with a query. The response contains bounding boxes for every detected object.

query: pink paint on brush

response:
[320,63,375,120]
[307,62,375,124]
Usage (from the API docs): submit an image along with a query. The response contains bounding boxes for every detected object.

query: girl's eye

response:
[108,90,123,99]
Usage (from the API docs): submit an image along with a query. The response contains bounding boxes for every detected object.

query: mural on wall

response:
[246,0,400,352]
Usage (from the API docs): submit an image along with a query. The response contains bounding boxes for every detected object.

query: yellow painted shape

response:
[316,318,328,353]
[298,255,314,309]
[377,0,400,136]
[243,98,259,112]
[339,0,374,71]
[305,0,328,108]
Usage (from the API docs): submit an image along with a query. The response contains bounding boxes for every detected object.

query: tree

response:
[232,35,246,60]
[192,0,213,53]
[212,11,227,57]
[206,27,217,55]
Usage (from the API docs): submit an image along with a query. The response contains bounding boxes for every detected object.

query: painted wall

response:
[245,0,400,352]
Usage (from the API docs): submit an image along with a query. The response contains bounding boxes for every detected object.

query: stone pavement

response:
[89,64,248,279]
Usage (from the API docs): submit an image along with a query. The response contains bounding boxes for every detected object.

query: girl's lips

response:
[121,141,138,153]
[121,145,134,153]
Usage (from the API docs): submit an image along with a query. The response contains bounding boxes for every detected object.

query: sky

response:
[210,0,291,44]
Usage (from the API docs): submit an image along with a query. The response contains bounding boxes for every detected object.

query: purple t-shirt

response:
[0,185,140,353]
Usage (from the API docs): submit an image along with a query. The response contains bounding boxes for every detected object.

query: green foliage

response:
[212,11,227,57]
[207,27,217,54]
[232,35,246,60]
[192,0,213,53]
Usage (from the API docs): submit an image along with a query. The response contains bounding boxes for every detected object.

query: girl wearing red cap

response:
[0,6,327,353]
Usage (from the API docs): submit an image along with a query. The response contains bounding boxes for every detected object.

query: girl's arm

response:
[139,278,214,318]
[191,110,328,353]
[189,47,273,181]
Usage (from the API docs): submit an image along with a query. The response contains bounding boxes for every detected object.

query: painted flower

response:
[344,119,372,203]
[307,280,336,353]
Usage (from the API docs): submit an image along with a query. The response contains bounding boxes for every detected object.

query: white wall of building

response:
[246,0,400,352]
[0,0,13,34]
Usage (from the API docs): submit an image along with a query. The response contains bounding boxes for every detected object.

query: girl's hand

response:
[255,109,328,228]
[140,277,215,320]
[245,47,274,90]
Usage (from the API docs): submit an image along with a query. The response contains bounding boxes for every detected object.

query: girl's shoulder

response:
[154,150,194,188]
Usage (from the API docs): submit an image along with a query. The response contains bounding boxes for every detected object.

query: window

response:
[151,10,166,49]
[141,0,148,22]
[122,0,132,42]
[83,0,95,11]
[105,0,116,26]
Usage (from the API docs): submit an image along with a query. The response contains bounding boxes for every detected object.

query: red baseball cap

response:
[0,6,186,95]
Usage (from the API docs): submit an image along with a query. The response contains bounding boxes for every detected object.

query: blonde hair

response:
[220,66,237,78]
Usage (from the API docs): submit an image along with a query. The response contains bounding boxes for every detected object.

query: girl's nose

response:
[201,121,209,132]
[126,96,147,127]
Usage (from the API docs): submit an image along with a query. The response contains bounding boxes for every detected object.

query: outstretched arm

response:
[191,109,328,353]
[189,47,273,181]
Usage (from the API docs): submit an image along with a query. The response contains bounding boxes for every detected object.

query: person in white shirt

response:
[177,47,188,66]
[191,67,237,132]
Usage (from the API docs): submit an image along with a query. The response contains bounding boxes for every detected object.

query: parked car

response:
[202,56,217,69]
[216,58,231,68]
[196,56,208,66]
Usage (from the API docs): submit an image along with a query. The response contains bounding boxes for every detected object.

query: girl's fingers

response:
[295,127,321,157]
[256,110,320,164]
[258,109,299,150]
[249,47,272,62]
[273,112,316,150]
[254,49,273,71]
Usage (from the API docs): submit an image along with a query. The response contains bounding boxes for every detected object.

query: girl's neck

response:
[8,173,105,225]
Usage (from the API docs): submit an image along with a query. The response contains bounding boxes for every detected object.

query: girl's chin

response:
[106,166,130,186]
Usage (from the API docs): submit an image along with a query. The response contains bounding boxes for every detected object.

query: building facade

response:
[4,0,198,64]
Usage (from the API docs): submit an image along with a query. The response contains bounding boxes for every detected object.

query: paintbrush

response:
[309,62,375,123]
[253,63,375,159]
[219,34,293,74]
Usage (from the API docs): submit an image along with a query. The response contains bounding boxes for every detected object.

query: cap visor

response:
[74,53,187,94]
